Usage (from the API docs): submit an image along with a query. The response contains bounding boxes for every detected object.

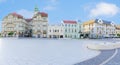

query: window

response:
[69,29,70,32]
[75,29,77,32]
[43,18,46,20]
[72,29,73,33]
[74,35,76,38]
[106,32,108,34]
[43,30,47,34]
[69,24,70,27]
[65,35,67,37]
[65,29,67,32]
[65,24,67,27]
[55,30,57,32]
[43,25,47,27]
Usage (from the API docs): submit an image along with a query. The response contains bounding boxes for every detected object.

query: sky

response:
[0,0,120,29]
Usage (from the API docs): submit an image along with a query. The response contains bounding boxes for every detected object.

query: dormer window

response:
[98,19,103,24]
[111,22,114,26]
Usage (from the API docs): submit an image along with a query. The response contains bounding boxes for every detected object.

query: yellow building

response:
[83,20,95,33]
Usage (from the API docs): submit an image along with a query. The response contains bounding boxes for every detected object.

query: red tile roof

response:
[63,20,77,24]
[33,12,48,18]
[11,12,23,19]
[38,12,48,17]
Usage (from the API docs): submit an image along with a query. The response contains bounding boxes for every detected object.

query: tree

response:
[117,34,120,37]
[8,31,14,36]
[0,33,1,37]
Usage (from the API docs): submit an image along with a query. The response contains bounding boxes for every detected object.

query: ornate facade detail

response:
[1,7,48,38]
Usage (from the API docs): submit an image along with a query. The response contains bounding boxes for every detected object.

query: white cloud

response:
[43,0,58,11]
[43,5,55,11]
[0,0,6,3]
[89,2,120,17]
[50,0,57,3]
[17,9,34,18]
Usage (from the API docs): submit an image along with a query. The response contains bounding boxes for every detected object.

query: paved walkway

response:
[74,49,116,65]
[104,49,120,65]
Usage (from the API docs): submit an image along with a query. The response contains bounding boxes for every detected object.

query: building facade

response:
[1,7,119,39]
[61,20,81,39]
[115,25,120,37]
[1,13,28,37]
[83,19,116,38]
[48,24,64,38]
[31,7,48,38]
[1,7,48,38]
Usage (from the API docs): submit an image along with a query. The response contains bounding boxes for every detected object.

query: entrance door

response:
[38,34,41,38]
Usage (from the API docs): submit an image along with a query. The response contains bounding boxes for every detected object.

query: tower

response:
[34,5,39,14]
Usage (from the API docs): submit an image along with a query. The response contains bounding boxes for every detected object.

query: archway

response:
[60,35,63,38]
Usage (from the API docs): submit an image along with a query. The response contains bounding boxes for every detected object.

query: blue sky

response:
[0,0,120,26]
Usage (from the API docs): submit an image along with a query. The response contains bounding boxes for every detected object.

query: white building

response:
[61,20,81,39]
[48,24,64,38]
[83,19,116,38]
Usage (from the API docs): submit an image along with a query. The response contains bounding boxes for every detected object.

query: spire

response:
[34,5,39,14]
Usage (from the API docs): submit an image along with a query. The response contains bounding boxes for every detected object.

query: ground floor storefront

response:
[48,35,63,38]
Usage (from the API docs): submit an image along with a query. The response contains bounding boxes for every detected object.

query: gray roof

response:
[95,19,112,25]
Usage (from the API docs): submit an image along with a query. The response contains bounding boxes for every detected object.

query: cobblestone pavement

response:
[74,49,116,65]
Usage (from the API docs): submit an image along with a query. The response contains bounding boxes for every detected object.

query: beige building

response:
[1,13,28,37]
[1,7,48,38]
[31,7,48,38]
[115,25,120,35]
[48,24,64,38]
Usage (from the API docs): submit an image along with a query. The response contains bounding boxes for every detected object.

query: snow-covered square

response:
[0,38,119,65]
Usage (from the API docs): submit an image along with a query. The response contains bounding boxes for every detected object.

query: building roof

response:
[83,20,95,25]
[95,19,112,25]
[63,20,77,24]
[33,12,48,18]
[25,18,33,22]
[38,12,48,17]
[83,19,114,25]
[11,12,23,19]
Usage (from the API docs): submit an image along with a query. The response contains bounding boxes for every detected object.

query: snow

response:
[0,38,101,65]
